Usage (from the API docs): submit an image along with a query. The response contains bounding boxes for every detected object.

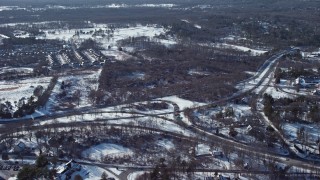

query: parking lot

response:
[0,162,21,179]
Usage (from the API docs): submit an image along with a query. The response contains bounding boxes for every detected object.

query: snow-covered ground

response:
[283,123,320,143]
[37,24,175,48]
[47,70,100,111]
[156,138,175,151]
[0,67,33,75]
[229,104,252,118]
[195,143,211,156]
[108,168,122,176]
[0,6,25,11]
[157,95,206,110]
[127,171,146,180]
[0,76,52,112]
[82,143,133,161]
[265,86,294,99]
[204,43,268,56]
[81,165,119,180]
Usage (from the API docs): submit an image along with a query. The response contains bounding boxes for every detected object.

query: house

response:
[56,159,86,180]
[13,142,26,153]
[295,76,320,87]
[0,142,6,152]
[212,150,223,157]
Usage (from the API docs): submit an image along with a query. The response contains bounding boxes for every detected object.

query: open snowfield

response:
[0,76,52,111]
[201,42,268,56]
[0,6,25,11]
[0,67,33,75]
[229,104,252,118]
[157,95,206,110]
[36,24,175,47]
[128,171,146,180]
[82,143,133,161]
[195,143,211,156]
[218,43,268,56]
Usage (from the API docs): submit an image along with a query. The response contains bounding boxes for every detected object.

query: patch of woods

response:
[263,94,320,125]
[0,76,57,118]
[17,155,56,180]
[96,43,266,105]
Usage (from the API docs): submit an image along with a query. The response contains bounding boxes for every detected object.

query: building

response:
[13,142,26,153]
[56,160,86,180]
[295,76,320,87]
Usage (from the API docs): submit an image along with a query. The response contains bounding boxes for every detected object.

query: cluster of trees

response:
[96,42,266,105]
[0,96,34,118]
[215,107,235,119]
[0,76,57,119]
[78,39,102,51]
[17,155,56,180]
[266,95,320,124]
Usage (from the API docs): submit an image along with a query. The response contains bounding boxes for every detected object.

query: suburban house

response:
[13,142,26,153]
[295,76,320,87]
[56,159,88,180]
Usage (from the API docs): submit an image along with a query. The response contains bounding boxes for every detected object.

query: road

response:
[2,48,320,179]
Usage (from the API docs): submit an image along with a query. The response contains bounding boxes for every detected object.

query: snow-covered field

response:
[195,143,211,156]
[36,24,175,48]
[158,95,206,110]
[82,143,133,161]
[0,6,25,11]
[127,171,146,180]
[203,43,268,56]
[0,76,52,111]
[229,104,252,118]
